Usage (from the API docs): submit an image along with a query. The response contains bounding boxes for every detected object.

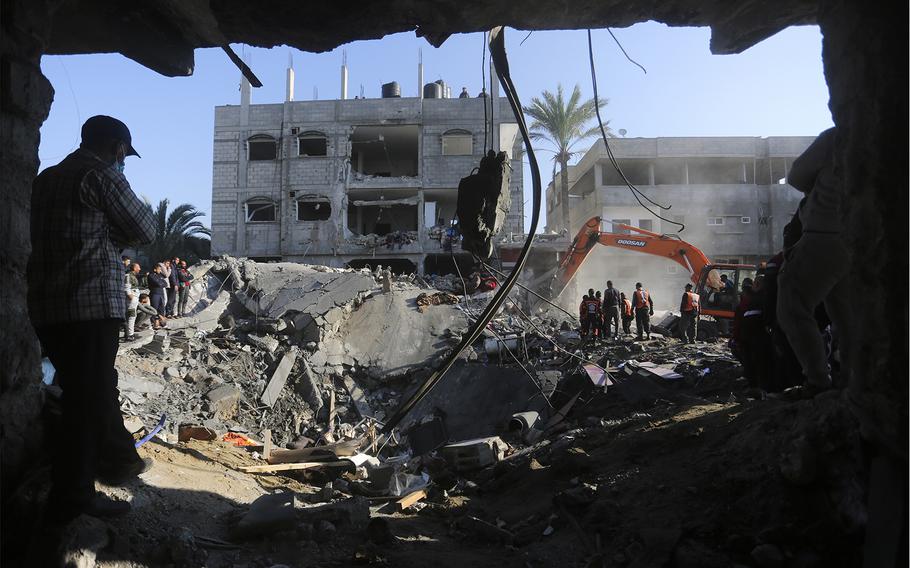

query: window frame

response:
[297,131,328,157]
[295,198,332,221]
[247,134,278,161]
[441,129,474,156]
[245,198,279,223]
[707,217,725,226]
[740,216,752,224]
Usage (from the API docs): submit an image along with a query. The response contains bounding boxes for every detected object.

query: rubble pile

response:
[77,255,863,566]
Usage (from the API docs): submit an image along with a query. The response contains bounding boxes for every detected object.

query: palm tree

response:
[523,84,612,232]
[138,198,212,264]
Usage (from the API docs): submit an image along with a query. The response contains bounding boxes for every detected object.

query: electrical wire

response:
[587,30,684,232]
[379,26,543,436]
[482,32,489,156]
[606,28,648,75]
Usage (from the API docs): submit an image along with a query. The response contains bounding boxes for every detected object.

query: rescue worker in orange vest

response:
[620,292,634,335]
[579,294,590,335]
[580,288,602,338]
[632,282,654,340]
[678,283,700,344]
[592,291,604,340]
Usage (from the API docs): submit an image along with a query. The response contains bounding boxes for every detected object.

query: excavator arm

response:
[550,217,715,300]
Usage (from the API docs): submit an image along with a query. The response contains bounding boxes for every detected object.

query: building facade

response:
[210,68,523,275]
[544,136,814,303]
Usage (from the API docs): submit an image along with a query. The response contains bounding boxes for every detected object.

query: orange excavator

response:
[550,217,757,320]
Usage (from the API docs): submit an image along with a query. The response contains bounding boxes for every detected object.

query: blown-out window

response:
[245,198,278,222]
[298,131,327,156]
[297,200,331,221]
[248,135,277,161]
[441,129,473,156]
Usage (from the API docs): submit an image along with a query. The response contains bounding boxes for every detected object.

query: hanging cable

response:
[379,26,543,436]
[606,28,648,75]
[482,32,489,156]
[587,30,684,232]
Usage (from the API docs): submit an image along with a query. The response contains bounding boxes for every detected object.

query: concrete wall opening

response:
[602,160,650,186]
[654,158,687,185]
[347,258,416,275]
[248,134,278,161]
[297,131,327,156]
[424,253,474,276]
[245,198,278,222]
[296,198,332,221]
[350,125,418,177]
[686,158,753,184]
[347,196,418,235]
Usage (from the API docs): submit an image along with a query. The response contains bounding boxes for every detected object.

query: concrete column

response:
[683,160,689,185]
[648,162,655,186]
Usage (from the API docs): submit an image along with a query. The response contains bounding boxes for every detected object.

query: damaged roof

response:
[45,0,818,77]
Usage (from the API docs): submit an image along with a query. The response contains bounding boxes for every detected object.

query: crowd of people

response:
[578,280,666,342]
[121,255,195,341]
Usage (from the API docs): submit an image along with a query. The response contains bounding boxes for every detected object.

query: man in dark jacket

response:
[602,280,622,339]
[177,260,195,317]
[28,116,157,522]
[165,258,179,316]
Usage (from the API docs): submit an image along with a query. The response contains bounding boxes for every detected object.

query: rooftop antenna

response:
[340,49,349,100]
[313,86,318,100]
[418,48,424,98]
[285,50,295,102]
[619,128,627,137]
[360,84,365,98]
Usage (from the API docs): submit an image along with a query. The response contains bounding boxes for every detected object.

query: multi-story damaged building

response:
[544,136,815,300]
[210,62,523,275]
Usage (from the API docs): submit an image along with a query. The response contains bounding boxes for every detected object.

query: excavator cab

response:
[695,264,758,319]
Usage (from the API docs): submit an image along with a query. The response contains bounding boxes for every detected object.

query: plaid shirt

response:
[28,148,156,326]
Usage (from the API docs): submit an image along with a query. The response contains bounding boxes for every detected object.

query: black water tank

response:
[381,81,401,98]
[423,82,442,99]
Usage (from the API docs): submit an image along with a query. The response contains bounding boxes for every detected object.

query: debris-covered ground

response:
[11,257,866,567]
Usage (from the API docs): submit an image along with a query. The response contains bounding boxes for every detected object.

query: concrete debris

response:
[206,385,242,420]
[260,347,299,408]
[232,493,297,540]
[244,333,279,354]
[415,291,459,312]
[441,437,508,472]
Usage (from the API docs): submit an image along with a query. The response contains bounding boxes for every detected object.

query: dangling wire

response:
[482,32,489,156]
[587,29,684,232]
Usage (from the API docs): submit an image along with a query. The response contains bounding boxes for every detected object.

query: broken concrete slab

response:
[342,376,372,419]
[139,331,170,355]
[400,361,548,441]
[244,334,279,354]
[296,357,323,413]
[232,492,297,540]
[206,385,241,419]
[296,496,370,530]
[441,436,508,472]
[334,287,466,379]
[119,373,165,396]
[260,347,299,408]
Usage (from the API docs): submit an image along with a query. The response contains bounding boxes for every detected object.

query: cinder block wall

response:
[0,0,54,494]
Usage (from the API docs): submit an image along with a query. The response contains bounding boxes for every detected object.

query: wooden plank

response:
[395,489,427,512]
[240,460,348,473]
[267,438,360,464]
[262,429,272,462]
[327,389,336,433]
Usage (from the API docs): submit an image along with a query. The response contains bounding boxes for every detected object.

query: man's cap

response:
[635,282,642,288]
[685,283,693,289]
[81,115,140,157]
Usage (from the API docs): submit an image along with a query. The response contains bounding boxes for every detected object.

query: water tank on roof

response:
[423,82,442,99]
[434,79,449,99]
[381,81,401,98]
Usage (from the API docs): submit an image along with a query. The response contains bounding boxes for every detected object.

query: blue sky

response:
[38,23,832,231]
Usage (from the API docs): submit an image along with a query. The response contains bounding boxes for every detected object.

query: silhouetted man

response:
[28,115,156,523]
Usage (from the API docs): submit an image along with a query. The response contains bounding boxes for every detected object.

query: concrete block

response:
[245,333,279,354]
[232,493,297,540]
[206,385,242,419]
[441,436,508,472]
[260,348,299,408]
[296,358,323,412]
